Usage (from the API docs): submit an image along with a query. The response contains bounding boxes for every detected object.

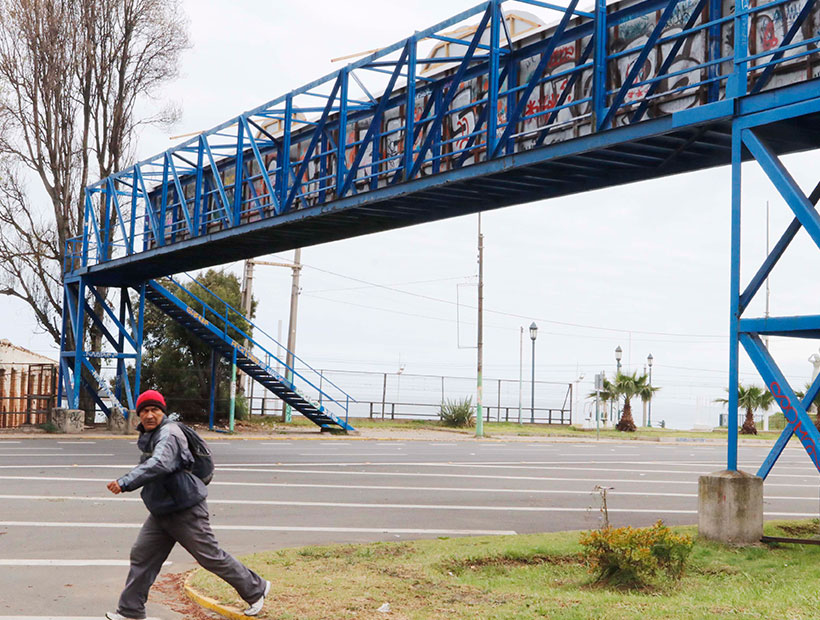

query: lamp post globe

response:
[529,322,538,341]
[615,345,622,373]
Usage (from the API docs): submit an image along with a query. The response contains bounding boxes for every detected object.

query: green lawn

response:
[189,520,820,619]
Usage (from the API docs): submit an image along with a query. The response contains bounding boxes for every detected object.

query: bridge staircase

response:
[145,276,355,432]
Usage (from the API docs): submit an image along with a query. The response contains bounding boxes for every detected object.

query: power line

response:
[268,253,726,340]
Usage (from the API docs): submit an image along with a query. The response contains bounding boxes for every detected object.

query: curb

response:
[184,571,246,619]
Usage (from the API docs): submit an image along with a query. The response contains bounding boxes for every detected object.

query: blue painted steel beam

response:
[727,123,742,471]
[742,129,820,249]
[739,315,820,335]
[741,333,820,474]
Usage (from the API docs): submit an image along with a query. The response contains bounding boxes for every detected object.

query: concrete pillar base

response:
[107,409,137,434]
[698,469,763,544]
[49,409,85,434]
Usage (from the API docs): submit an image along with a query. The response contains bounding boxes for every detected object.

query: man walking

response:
[105,389,270,619]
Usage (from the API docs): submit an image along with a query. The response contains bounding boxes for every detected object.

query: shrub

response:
[439,397,475,427]
[578,520,693,588]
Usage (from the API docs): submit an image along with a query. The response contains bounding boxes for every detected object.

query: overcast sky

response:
[3,0,820,430]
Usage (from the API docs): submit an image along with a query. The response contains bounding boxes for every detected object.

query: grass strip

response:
[188,520,820,619]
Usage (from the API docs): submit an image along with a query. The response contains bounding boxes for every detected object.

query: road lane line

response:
[0,559,169,566]
[0,521,516,535]
[0,453,115,458]
[0,617,162,619]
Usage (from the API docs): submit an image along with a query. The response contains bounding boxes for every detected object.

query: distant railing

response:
[246,368,573,424]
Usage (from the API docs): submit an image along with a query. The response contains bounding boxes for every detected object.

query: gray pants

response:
[117,501,265,619]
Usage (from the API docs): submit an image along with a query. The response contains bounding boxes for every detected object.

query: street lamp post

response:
[530,322,538,424]
[647,353,654,427]
[613,345,622,422]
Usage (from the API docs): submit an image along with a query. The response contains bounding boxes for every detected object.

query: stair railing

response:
[157,274,356,422]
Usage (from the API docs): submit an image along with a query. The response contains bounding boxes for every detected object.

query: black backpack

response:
[177,422,214,485]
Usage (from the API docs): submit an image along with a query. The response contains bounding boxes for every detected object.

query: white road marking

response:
[0,521,516,535]
[0,447,63,451]
[0,617,162,620]
[297,452,406,457]
[0,454,115,458]
[0,492,699,510]
[0,559,169,566]
[260,442,291,445]
[57,441,95,445]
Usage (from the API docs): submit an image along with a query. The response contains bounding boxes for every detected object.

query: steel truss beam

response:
[58,279,142,418]
[729,120,820,477]
[71,0,797,273]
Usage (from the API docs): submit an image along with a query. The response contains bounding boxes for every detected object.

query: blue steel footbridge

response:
[61,0,820,465]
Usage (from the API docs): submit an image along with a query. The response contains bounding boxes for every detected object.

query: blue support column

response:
[71,280,87,410]
[727,123,742,471]
[336,68,350,197]
[486,0,501,157]
[404,36,417,181]
[592,0,607,130]
[209,348,217,431]
[134,283,145,399]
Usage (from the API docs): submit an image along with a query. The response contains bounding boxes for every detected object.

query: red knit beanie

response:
[136,389,167,415]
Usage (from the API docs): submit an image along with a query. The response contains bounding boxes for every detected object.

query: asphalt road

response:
[0,437,818,619]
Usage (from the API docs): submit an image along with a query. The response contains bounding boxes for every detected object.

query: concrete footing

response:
[698,469,763,544]
[107,409,137,434]
[49,408,84,434]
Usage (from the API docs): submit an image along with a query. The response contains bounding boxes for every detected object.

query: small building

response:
[0,340,57,428]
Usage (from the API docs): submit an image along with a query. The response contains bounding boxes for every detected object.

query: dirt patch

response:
[445,552,580,573]
[777,522,820,538]
[152,571,219,619]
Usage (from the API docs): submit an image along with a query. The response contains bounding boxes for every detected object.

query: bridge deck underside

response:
[78,106,820,287]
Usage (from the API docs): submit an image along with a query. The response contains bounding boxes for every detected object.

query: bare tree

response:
[0,0,188,340]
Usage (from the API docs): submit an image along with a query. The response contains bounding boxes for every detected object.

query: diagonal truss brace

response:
[741,334,820,475]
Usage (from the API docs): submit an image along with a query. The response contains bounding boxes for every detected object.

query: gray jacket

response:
[117,416,207,515]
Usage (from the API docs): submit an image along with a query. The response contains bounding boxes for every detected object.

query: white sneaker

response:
[105,613,141,620]
[244,580,271,616]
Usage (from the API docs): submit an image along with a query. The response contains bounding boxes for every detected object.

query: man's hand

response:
[107,480,122,494]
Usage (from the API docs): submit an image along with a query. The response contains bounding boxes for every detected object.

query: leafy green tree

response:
[715,384,774,435]
[140,270,256,423]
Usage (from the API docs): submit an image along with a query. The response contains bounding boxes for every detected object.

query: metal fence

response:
[247,368,573,425]
[0,363,57,428]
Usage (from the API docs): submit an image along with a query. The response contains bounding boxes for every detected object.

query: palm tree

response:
[715,384,774,435]
[612,371,641,432]
[635,373,661,427]
[587,377,614,425]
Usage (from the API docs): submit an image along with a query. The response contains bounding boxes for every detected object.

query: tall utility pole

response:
[284,248,302,423]
[240,252,303,423]
[239,259,255,404]
[476,214,484,438]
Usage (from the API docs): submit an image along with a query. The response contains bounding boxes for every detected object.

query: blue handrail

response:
[157,274,356,416]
